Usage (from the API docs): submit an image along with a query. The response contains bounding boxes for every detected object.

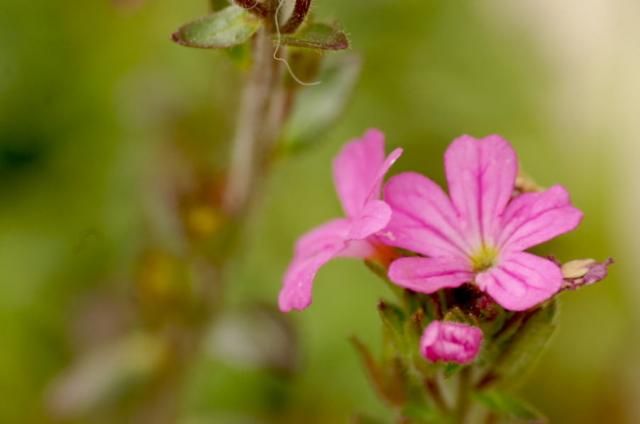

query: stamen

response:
[470,245,499,272]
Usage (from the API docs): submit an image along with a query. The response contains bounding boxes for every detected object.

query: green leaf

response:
[280,22,349,50]
[475,390,547,423]
[491,301,558,388]
[172,6,262,49]
[280,54,361,152]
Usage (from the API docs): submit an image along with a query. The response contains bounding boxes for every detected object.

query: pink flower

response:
[421,320,483,364]
[384,135,583,311]
[279,129,403,312]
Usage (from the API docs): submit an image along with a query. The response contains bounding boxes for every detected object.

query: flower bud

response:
[561,258,613,290]
[420,321,483,365]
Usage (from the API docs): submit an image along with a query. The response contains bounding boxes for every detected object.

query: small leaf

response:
[280,22,349,50]
[474,390,547,423]
[172,6,262,49]
[280,54,361,153]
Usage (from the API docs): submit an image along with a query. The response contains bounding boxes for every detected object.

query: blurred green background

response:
[1,0,638,422]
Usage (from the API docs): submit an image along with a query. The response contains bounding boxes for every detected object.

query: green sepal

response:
[279,22,349,50]
[484,301,558,389]
[172,6,262,49]
[378,300,407,352]
[443,363,462,379]
[443,306,472,324]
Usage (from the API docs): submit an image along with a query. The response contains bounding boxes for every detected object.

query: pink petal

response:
[476,252,562,311]
[498,185,583,252]
[333,129,401,217]
[294,218,350,258]
[421,321,483,364]
[388,256,473,294]
[279,242,345,312]
[382,172,471,258]
[368,147,403,203]
[339,239,376,258]
[444,135,518,246]
[348,199,392,240]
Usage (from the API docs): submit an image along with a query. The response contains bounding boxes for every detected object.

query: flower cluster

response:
[279,129,607,366]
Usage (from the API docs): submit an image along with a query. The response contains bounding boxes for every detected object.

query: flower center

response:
[470,245,499,272]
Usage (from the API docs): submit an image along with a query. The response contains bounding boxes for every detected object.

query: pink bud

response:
[420,321,483,365]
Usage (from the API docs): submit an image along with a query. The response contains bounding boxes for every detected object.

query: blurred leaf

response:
[280,22,349,50]
[491,301,558,388]
[474,390,547,423]
[204,304,298,372]
[281,54,361,152]
[210,0,229,11]
[351,413,386,424]
[46,333,163,419]
[225,43,252,69]
[172,6,262,49]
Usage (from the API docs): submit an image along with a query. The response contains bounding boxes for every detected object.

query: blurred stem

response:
[223,28,275,214]
[455,367,471,423]
[424,378,449,413]
[132,26,287,424]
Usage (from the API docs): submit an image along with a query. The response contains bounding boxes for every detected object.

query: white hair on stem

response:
[273,0,321,86]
